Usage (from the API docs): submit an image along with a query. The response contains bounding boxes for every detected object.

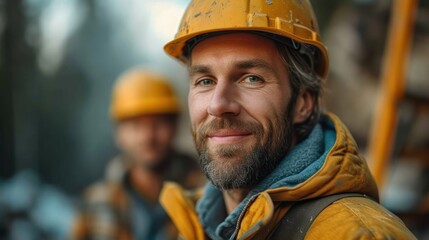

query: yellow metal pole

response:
[368,0,418,188]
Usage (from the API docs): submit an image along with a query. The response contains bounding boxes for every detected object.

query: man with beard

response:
[160,0,416,239]
[73,68,204,240]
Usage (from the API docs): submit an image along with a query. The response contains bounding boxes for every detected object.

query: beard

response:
[192,102,295,190]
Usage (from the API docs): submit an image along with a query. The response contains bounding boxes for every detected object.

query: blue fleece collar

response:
[196,116,337,239]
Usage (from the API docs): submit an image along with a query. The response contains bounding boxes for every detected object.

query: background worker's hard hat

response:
[164,0,329,79]
[110,68,180,121]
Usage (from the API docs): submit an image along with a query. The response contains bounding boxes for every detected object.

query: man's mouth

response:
[207,129,252,144]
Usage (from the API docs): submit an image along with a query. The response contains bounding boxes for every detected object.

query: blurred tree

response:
[0,0,17,178]
[38,0,128,193]
[1,0,42,178]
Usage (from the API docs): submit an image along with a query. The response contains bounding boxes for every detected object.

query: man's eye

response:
[197,78,214,86]
[243,75,263,84]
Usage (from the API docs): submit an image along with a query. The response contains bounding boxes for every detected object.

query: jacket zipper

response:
[230,194,259,240]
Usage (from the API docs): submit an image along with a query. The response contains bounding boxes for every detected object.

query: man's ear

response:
[293,91,315,124]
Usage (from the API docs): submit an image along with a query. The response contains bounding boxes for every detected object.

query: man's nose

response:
[207,82,240,117]
[137,123,156,142]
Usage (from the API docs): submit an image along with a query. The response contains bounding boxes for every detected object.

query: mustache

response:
[195,117,264,139]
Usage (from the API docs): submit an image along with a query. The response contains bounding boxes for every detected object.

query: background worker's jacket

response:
[73,151,203,240]
[161,113,416,240]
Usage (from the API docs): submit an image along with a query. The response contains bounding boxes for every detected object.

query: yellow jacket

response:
[160,113,415,239]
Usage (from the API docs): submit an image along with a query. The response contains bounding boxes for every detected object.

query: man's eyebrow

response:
[189,59,275,76]
[188,65,211,76]
[235,59,275,72]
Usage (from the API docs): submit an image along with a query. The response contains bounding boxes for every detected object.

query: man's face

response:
[116,114,177,171]
[189,33,296,190]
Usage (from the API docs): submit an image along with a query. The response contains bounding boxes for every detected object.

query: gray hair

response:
[276,42,323,142]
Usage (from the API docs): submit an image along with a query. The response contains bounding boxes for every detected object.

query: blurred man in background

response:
[73,68,204,240]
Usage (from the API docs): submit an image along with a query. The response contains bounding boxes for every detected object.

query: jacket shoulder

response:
[306,197,416,240]
[72,181,129,239]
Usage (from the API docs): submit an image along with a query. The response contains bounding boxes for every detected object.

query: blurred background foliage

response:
[1,0,193,193]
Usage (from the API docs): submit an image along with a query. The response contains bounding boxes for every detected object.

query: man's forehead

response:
[188,32,280,65]
[188,33,284,75]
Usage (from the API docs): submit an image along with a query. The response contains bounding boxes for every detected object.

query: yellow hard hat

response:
[110,68,180,121]
[164,0,329,79]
